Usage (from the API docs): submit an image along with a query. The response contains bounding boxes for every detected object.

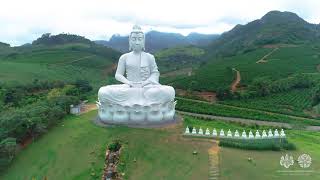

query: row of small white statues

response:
[184,127,286,139]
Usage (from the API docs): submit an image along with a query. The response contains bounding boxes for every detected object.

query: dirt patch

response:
[176,89,216,103]
[103,63,117,77]
[19,136,33,149]
[102,143,123,180]
[197,92,217,102]
[80,104,98,114]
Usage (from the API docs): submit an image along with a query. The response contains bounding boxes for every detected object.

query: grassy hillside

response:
[0,111,211,180]
[0,42,120,90]
[206,11,320,57]
[156,46,205,73]
[1,111,319,180]
[221,88,315,118]
[172,44,320,91]
[176,97,320,126]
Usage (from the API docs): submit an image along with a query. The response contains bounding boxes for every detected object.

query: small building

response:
[70,104,81,115]
[70,100,88,115]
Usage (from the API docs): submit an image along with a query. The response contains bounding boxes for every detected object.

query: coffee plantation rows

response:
[176,97,320,126]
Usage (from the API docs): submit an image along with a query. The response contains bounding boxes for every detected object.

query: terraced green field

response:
[0,45,118,89]
[176,97,320,126]
[221,88,315,118]
[172,45,320,91]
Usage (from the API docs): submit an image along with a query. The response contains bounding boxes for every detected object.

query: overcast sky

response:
[0,0,319,46]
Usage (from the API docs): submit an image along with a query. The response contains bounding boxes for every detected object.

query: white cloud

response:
[0,0,319,46]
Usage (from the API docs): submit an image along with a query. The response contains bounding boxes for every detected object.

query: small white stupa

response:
[185,126,190,134]
[241,130,247,139]
[227,129,232,137]
[274,129,279,137]
[248,130,254,139]
[192,127,197,134]
[234,130,240,138]
[255,130,261,138]
[219,129,225,137]
[268,129,273,138]
[280,129,286,137]
[262,130,267,138]
[212,128,217,137]
[205,128,211,136]
[198,127,204,135]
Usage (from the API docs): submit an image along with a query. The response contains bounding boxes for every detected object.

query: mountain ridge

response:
[206,10,320,57]
[95,31,219,53]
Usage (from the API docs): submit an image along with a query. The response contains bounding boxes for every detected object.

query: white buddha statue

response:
[97,25,176,124]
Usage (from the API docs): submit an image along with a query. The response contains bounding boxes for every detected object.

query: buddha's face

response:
[129,32,144,52]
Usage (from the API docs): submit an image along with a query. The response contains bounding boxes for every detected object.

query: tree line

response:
[0,79,93,172]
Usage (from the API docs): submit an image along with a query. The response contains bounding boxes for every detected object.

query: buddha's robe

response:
[98,51,175,106]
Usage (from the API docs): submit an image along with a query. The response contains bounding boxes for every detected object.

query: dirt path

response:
[80,104,97,114]
[256,48,279,63]
[51,55,96,66]
[208,143,220,180]
[231,68,240,92]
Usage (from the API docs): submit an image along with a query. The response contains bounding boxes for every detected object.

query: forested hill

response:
[0,34,121,88]
[0,42,10,47]
[32,33,93,46]
[206,10,320,57]
[95,31,219,53]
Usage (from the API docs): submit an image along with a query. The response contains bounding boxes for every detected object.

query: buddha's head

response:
[129,25,145,52]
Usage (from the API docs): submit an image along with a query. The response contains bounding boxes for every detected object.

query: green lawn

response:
[1,112,320,180]
[0,111,210,180]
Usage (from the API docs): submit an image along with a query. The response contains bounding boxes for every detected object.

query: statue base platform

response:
[96,100,176,125]
[93,113,181,128]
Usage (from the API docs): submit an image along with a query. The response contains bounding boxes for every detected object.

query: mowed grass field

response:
[1,111,320,180]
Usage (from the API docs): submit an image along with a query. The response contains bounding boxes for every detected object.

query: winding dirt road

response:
[231,68,240,92]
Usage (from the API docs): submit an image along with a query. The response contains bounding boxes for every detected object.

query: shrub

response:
[218,138,295,151]
[0,138,16,171]
[108,139,122,152]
